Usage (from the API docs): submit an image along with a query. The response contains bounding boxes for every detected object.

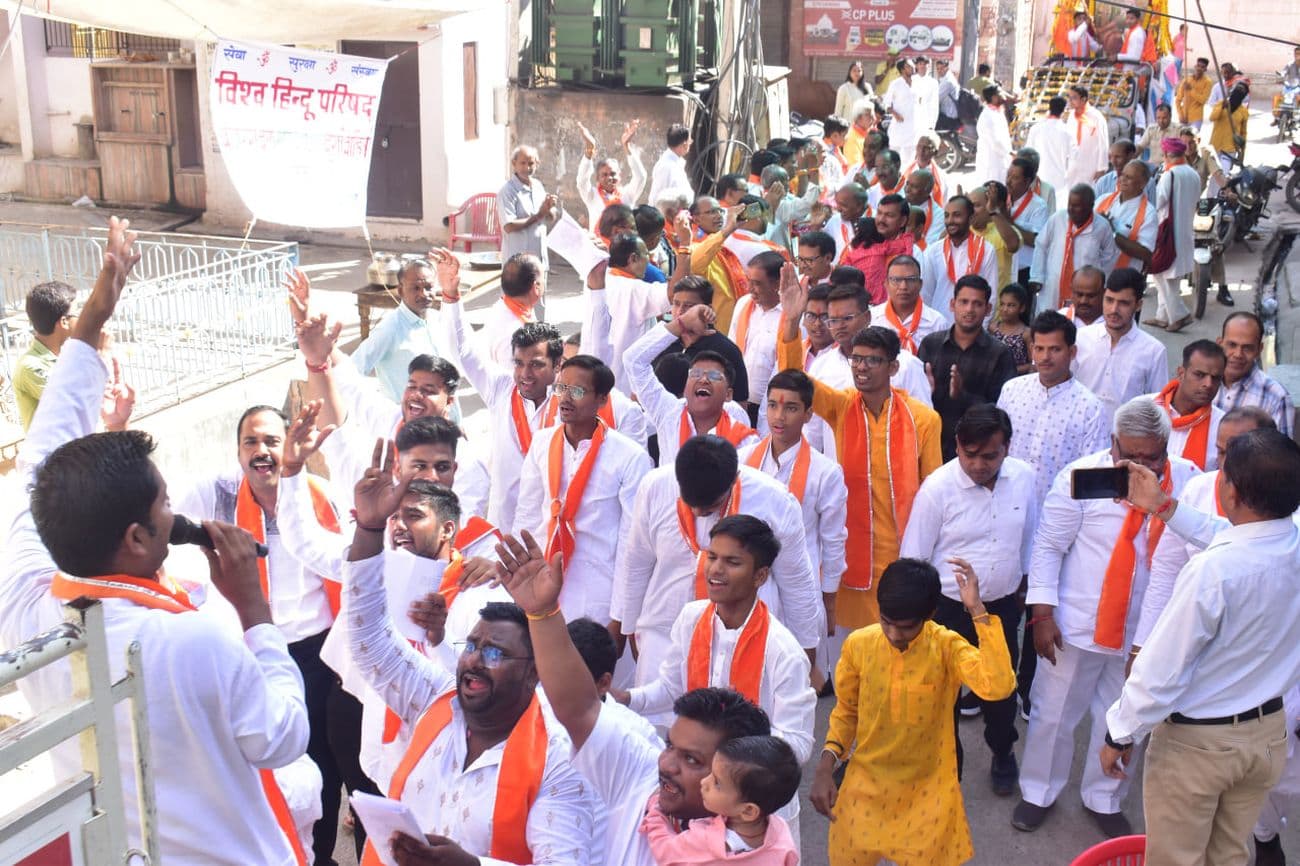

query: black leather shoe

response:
[1255,834,1286,866]
[991,753,1019,796]
[1084,807,1133,839]
[1217,286,1235,306]
[1011,799,1051,831]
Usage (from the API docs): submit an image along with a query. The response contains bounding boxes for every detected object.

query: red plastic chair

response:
[1068,835,1146,866]
[445,192,502,252]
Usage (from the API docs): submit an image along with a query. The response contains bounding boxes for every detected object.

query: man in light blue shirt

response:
[498,145,559,270]
[351,257,450,401]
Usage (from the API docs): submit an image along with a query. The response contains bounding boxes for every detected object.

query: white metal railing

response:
[0,599,158,865]
[0,223,300,429]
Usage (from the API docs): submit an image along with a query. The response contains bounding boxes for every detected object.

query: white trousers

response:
[1153,272,1190,321]
[1019,641,1134,813]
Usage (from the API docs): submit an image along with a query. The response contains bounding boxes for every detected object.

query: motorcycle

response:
[936,122,978,172]
[1285,141,1300,213]
[1277,80,1299,143]
[1192,160,1284,318]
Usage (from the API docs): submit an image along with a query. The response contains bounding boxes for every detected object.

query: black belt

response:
[1169,696,1284,726]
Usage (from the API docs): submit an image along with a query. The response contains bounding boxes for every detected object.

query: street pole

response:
[961,0,980,83]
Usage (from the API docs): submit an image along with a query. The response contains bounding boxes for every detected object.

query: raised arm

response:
[437,249,513,403]
[625,319,688,426]
[497,532,602,749]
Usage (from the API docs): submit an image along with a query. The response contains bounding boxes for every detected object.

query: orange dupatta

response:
[1093,461,1173,650]
[501,295,535,324]
[744,436,812,503]
[883,300,925,354]
[235,476,342,617]
[510,389,540,455]
[685,601,771,703]
[733,296,758,353]
[51,573,308,866]
[943,233,988,284]
[1097,192,1149,270]
[714,245,751,301]
[362,691,547,866]
[677,480,743,599]
[544,423,607,565]
[839,390,920,591]
[678,408,755,448]
[1154,379,1213,470]
[1057,216,1093,305]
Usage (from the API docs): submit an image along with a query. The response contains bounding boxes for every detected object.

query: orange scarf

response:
[714,245,750,300]
[834,220,853,263]
[1154,379,1213,469]
[1074,109,1089,144]
[839,390,920,591]
[1093,461,1172,650]
[744,437,812,503]
[943,233,987,284]
[1120,24,1141,57]
[733,296,759,352]
[875,175,904,197]
[1011,191,1034,221]
[456,515,502,554]
[904,161,945,205]
[1096,191,1149,270]
[510,389,541,455]
[678,408,755,448]
[544,423,607,566]
[1057,216,1093,305]
[677,480,743,599]
[52,572,308,866]
[596,184,623,208]
[501,295,535,324]
[685,601,770,703]
[362,691,547,866]
[235,476,342,617]
[884,300,924,354]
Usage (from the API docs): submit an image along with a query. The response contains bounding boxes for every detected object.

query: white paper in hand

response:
[349,792,425,866]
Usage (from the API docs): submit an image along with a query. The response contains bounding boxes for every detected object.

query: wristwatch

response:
[1104,731,1132,750]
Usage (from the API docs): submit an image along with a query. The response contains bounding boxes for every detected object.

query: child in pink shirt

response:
[640,735,801,865]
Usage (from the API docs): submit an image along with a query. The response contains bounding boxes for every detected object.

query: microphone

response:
[170,514,270,558]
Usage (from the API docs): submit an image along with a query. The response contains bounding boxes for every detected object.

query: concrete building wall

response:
[0,16,21,146]
[39,57,94,158]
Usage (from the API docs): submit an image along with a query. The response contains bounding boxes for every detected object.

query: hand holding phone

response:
[1070,466,1128,500]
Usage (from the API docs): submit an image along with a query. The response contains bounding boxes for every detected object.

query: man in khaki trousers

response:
[1100,428,1300,866]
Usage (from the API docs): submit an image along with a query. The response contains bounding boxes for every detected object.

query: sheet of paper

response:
[546,212,607,280]
[380,549,440,644]
[349,792,425,866]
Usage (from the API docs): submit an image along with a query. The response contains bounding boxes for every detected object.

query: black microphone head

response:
[169,514,213,549]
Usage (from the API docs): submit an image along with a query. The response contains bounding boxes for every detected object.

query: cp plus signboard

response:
[803,0,958,58]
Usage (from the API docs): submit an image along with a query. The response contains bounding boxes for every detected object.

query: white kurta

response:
[1155,162,1201,278]
[515,425,652,623]
[604,271,672,388]
[1073,321,1170,429]
[1025,117,1076,194]
[479,297,533,366]
[883,76,919,159]
[570,703,663,866]
[727,295,783,412]
[345,553,599,865]
[996,374,1109,502]
[1029,210,1121,311]
[975,105,1014,185]
[576,150,648,230]
[1096,191,1158,269]
[1134,469,1218,646]
[920,233,1001,311]
[611,464,822,679]
[0,340,309,866]
[737,437,849,592]
[1063,106,1111,189]
[870,299,952,348]
[1146,393,1225,471]
[624,322,758,466]
[1008,191,1050,273]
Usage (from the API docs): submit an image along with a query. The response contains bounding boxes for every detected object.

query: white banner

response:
[210,40,389,228]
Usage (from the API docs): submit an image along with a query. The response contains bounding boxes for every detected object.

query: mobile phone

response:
[1070,467,1129,500]
[741,202,764,220]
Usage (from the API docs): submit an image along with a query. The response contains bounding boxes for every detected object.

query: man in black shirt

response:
[651,275,749,402]
[918,274,1017,459]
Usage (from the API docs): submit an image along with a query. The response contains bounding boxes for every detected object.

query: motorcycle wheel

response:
[1288,169,1300,214]
[1193,261,1210,320]
[936,138,960,173]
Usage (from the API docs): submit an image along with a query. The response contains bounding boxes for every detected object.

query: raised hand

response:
[495,530,564,617]
[353,439,410,531]
[202,520,272,631]
[621,119,640,151]
[296,313,341,369]
[673,210,694,247]
[100,356,136,432]
[576,121,597,155]
[75,216,140,343]
[427,247,461,302]
[764,182,785,211]
[676,302,716,339]
[280,399,336,478]
[721,203,744,235]
[778,261,806,319]
[285,268,312,324]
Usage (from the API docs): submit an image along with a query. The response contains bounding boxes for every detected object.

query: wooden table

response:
[354,284,400,339]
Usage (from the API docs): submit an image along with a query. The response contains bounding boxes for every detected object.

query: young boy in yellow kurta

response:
[809,557,1016,866]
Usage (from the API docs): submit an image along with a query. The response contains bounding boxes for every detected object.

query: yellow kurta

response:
[690,230,740,334]
[779,334,943,629]
[1208,101,1249,157]
[826,619,1016,866]
[1176,75,1213,124]
[977,224,1013,292]
[845,126,867,168]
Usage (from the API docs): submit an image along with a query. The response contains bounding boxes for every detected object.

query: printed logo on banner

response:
[802,0,957,58]
[210,40,389,229]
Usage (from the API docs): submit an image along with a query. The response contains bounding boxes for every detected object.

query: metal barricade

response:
[0,223,300,428]
[0,599,157,865]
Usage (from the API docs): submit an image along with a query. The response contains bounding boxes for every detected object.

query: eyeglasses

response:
[803,312,829,324]
[825,314,862,327]
[552,383,589,400]
[887,275,922,285]
[849,354,889,368]
[688,369,726,383]
[454,640,534,669]
[795,255,827,267]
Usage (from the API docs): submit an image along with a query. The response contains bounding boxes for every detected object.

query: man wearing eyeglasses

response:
[870,254,952,354]
[343,448,600,866]
[516,354,652,626]
[778,264,942,639]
